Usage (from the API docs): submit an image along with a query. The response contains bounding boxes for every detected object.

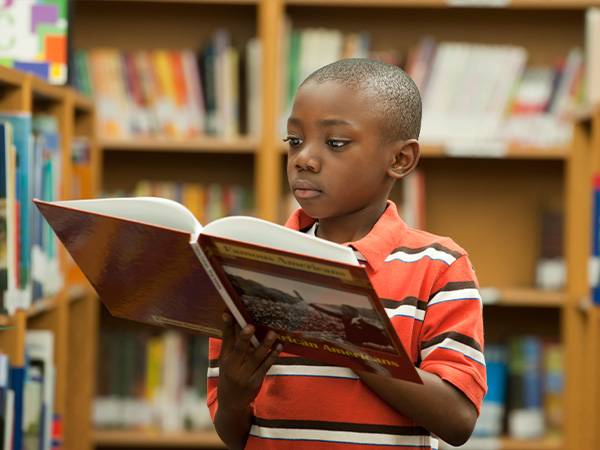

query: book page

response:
[202,216,358,266]
[49,197,203,236]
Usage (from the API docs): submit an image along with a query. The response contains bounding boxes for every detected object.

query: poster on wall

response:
[0,0,69,85]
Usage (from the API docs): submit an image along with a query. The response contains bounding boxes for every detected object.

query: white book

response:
[586,8,600,109]
[245,38,262,138]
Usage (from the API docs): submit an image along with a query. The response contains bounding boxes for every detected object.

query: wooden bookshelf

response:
[285,0,596,8]
[0,64,100,450]
[67,0,600,449]
[499,437,563,450]
[93,429,226,449]
[99,136,258,153]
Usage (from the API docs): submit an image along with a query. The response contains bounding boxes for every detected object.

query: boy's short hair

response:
[301,58,422,143]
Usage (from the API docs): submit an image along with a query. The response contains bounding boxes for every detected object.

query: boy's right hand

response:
[216,311,283,415]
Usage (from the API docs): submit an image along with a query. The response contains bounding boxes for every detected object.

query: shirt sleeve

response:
[418,253,487,413]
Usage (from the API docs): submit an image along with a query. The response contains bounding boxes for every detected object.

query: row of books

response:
[282,27,585,150]
[73,26,587,150]
[104,180,254,227]
[474,336,563,441]
[72,29,262,140]
[0,331,62,450]
[0,112,93,316]
[94,329,211,432]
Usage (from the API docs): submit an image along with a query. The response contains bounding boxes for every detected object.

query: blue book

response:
[9,365,26,450]
[592,174,600,304]
[473,343,508,437]
[31,115,62,302]
[0,112,32,308]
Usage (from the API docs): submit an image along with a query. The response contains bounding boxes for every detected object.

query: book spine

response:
[591,174,600,305]
[9,365,26,450]
[190,241,258,347]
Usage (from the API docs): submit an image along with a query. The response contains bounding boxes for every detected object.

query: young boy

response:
[207,58,486,450]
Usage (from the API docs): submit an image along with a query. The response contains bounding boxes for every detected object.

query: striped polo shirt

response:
[207,201,486,449]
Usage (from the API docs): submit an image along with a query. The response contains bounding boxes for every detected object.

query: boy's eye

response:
[283,137,302,147]
[327,140,348,149]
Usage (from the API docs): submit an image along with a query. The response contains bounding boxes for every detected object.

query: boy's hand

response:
[213,312,283,450]
[217,312,282,411]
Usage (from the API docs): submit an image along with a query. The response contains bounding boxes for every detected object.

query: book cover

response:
[199,232,418,380]
[33,196,421,382]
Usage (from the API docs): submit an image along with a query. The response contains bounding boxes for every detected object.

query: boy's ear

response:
[388,139,420,179]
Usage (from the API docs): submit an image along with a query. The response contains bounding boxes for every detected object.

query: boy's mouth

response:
[293,181,321,199]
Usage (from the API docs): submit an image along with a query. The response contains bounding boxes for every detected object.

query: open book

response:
[34,197,421,382]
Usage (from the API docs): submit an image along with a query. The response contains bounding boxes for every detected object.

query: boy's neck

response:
[314,203,388,245]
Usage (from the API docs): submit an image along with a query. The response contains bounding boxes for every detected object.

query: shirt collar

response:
[284,200,407,273]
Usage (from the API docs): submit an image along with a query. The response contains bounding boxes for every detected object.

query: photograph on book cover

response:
[222,264,396,354]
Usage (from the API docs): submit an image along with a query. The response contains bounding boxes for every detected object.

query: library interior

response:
[0,0,600,449]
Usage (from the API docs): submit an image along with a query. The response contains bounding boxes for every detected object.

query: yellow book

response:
[181,183,206,225]
[145,335,164,401]
[151,50,178,137]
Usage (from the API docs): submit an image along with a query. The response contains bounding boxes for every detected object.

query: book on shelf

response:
[591,174,600,305]
[472,343,508,438]
[0,352,14,449]
[34,196,422,383]
[535,208,565,291]
[31,115,64,303]
[8,362,26,450]
[0,120,18,316]
[24,330,56,450]
[587,8,600,108]
[506,335,546,440]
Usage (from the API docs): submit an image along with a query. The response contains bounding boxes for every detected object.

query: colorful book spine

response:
[473,343,508,438]
[591,174,600,305]
[0,112,33,310]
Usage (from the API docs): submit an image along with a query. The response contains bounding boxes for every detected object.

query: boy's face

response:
[286,81,396,222]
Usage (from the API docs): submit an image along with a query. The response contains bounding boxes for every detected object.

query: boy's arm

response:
[213,313,283,450]
[356,369,478,447]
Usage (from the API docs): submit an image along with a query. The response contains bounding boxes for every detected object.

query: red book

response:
[33,197,421,383]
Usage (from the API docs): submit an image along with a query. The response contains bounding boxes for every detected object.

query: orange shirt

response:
[208,201,486,449]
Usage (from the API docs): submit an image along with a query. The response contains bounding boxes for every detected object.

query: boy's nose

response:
[294,146,320,172]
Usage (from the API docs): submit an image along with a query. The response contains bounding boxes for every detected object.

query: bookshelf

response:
[68,0,600,449]
[0,64,99,449]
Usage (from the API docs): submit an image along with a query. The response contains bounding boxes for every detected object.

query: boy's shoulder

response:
[401,224,468,257]
[369,201,469,259]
